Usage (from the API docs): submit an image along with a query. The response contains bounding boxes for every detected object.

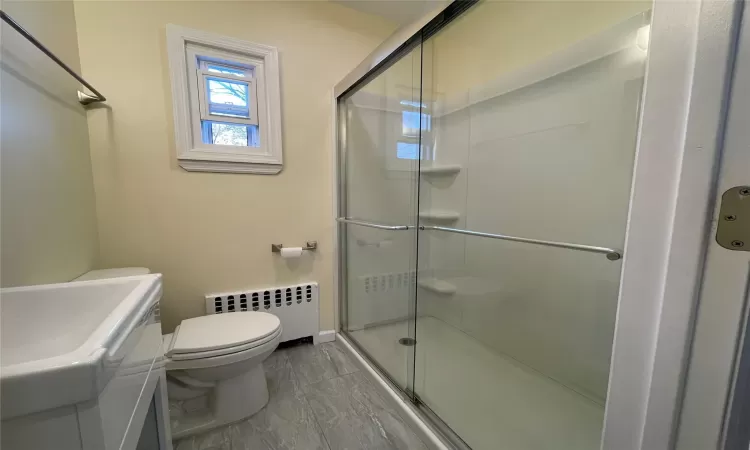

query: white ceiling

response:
[333,0,446,25]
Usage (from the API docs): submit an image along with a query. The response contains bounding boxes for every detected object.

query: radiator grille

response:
[205,282,318,343]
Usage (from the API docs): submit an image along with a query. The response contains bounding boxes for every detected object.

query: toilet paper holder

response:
[271,241,317,253]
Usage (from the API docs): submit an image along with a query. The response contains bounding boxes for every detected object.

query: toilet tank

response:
[75,267,150,281]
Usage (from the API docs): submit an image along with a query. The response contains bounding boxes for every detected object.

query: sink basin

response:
[0,274,162,419]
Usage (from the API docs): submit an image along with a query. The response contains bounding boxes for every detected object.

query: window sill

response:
[178,158,282,174]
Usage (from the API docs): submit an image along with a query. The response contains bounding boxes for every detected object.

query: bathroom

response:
[1,0,749,449]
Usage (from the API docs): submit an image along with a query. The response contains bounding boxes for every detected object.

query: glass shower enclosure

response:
[336,2,652,448]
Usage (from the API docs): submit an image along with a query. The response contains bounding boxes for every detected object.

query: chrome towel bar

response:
[421,225,622,260]
[336,218,621,260]
[1,10,106,105]
[336,218,411,231]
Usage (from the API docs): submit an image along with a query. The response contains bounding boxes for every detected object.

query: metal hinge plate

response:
[716,186,750,251]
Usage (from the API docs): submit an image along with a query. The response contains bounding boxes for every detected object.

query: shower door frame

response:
[331,0,450,340]
[332,3,476,447]
[331,0,741,448]
[334,39,424,403]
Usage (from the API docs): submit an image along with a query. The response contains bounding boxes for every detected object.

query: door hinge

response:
[716,186,750,251]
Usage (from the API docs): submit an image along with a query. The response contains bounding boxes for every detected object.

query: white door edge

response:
[604,0,742,448]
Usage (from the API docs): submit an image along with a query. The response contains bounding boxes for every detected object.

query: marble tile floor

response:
[173,340,428,450]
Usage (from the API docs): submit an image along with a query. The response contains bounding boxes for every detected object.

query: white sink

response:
[0,274,162,419]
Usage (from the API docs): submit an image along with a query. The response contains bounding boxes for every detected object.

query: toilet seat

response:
[163,311,282,371]
[164,326,281,371]
[167,311,281,358]
[167,325,281,361]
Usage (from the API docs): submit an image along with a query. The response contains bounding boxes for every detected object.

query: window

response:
[396,142,421,160]
[397,99,431,161]
[166,25,283,174]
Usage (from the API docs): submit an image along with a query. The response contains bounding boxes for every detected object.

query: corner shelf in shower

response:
[417,277,457,295]
[419,164,462,176]
[418,210,461,223]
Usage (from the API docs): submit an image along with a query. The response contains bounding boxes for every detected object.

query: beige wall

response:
[431,0,651,96]
[1,1,98,287]
[74,1,396,332]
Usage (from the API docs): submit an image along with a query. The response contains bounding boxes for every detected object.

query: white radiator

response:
[205,282,318,343]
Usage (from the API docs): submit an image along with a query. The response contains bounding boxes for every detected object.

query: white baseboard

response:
[313,329,336,345]
[336,333,453,450]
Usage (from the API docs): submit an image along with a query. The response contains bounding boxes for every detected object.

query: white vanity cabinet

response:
[0,275,173,450]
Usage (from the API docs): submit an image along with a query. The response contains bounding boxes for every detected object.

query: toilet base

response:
[169,364,269,439]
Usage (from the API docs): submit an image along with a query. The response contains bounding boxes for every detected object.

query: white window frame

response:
[166,24,283,174]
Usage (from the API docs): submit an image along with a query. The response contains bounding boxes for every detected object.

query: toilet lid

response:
[168,312,281,356]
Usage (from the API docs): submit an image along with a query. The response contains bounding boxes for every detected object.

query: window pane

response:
[402,110,431,137]
[201,121,259,148]
[397,141,420,160]
[211,122,247,146]
[206,77,250,119]
[207,78,247,106]
[206,64,246,77]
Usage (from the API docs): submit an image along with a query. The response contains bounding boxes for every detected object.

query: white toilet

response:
[75,268,282,438]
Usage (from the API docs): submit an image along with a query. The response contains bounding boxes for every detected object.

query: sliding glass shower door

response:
[411,3,650,449]
[338,1,651,448]
[338,43,423,393]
